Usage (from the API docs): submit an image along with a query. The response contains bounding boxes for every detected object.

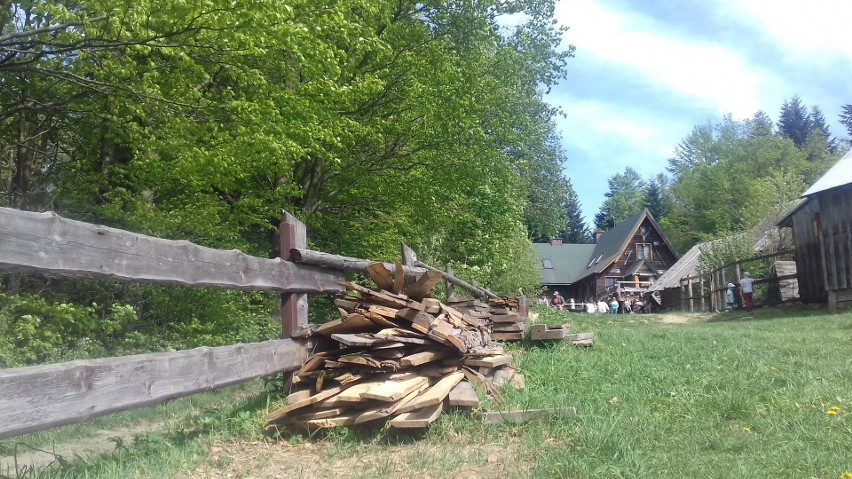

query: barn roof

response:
[802,148,852,197]
[649,242,704,291]
[532,243,596,285]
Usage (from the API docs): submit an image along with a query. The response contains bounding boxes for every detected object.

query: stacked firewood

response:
[447,296,527,341]
[266,266,517,430]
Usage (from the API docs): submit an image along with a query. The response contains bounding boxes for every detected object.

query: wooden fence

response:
[678,249,797,313]
[0,207,488,439]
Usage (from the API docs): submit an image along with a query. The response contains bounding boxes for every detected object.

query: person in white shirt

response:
[740,272,755,312]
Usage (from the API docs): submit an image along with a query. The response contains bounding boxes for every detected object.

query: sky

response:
[545,0,852,223]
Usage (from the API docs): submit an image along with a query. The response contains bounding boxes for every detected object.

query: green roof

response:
[532,243,596,285]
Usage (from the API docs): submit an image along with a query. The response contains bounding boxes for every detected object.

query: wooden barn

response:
[778,149,852,312]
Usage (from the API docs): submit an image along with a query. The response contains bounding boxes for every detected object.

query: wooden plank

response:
[281,407,349,423]
[491,323,524,332]
[0,339,312,439]
[0,207,343,294]
[330,333,395,348]
[400,350,451,368]
[316,313,377,336]
[448,380,480,407]
[404,271,443,301]
[530,324,566,340]
[316,374,394,406]
[565,332,594,341]
[366,262,396,291]
[396,307,434,331]
[482,408,576,424]
[361,374,430,402]
[389,402,443,428]
[353,383,428,424]
[463,354,513,368]
[393,261,405,294]
[396,371,465,414]
[490,332,523,341]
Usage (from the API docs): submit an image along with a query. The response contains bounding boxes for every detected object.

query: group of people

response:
[542,291,651,314]
[726,271,756,312]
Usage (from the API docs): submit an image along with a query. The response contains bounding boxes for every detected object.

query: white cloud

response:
[721,0,852,60]
[554,0,771,118]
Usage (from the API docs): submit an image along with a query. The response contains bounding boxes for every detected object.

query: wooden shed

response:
[778,149,852,311]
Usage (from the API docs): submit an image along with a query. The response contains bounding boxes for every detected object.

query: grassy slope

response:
[3,307,850,478]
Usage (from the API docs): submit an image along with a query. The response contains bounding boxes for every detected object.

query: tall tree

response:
[643,176,669,220]
[744,110,774,138]
[808,105,837,153]
[777,96,811,147]
[559,179,589,243]
[594,167,646,231]
[840,104,852,139]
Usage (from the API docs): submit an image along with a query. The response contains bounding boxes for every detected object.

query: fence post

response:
[445,264,455,300]
[280,211,308,338]
[687,278,694,312]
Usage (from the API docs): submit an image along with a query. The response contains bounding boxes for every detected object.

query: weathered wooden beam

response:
[0,207,343,293]
[281,211,309,338]
[0,339,313,439]
[413,261,498,299]
[289,248,426,277]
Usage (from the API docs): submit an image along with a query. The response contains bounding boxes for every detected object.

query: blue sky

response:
[544,0,852,223]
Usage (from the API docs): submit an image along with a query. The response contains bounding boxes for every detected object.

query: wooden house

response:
[533,209,679,302]
[778,149,852,311]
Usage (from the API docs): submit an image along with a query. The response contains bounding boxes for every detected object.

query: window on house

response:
[543,259,553,269]
[636,243,653,261]
[605,277,618,287]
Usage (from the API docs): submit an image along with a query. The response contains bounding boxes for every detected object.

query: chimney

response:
[551,238,563,246]
[595,231,603,243]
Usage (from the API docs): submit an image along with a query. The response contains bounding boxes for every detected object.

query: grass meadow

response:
[2,305,850,478]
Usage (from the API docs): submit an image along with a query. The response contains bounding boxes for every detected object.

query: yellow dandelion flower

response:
[830,406,841,412]
[840,472,852,479]
[742,427,750,433]
[826,410,837,416]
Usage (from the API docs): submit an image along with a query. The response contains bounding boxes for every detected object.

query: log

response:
[0,207,343,294]
[413,260,497,299]
[289,248,426,277]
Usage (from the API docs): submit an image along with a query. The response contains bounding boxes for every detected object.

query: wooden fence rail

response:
[0,206,492,439]
[678,249,795,312]
[0,339,312,439]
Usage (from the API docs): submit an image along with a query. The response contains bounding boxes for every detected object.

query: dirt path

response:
[0,421,167,477]
[181,437,531,479]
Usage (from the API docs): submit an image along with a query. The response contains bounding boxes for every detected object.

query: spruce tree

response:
[777,96,811,147]
[560,179,590,243]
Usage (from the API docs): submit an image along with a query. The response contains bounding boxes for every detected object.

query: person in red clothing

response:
[740,272,755,311]
[551,292,564,311]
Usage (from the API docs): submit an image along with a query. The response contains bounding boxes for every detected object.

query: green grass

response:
[3,307,851,478]
[500,306,852,478]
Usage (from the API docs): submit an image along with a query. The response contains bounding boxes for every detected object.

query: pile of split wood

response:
[447,296,527,341]
[266,266,522,430]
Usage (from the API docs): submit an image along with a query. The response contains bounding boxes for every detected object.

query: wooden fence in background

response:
[678,249,797,313]
[0,207,488,439]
